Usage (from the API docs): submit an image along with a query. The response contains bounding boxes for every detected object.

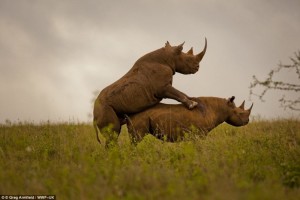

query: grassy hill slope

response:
[0,119,299,199]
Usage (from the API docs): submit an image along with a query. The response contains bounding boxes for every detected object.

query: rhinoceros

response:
[94,40,207,145]
[126,96,253,143]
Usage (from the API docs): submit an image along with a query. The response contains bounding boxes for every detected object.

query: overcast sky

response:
[0,0,299,123]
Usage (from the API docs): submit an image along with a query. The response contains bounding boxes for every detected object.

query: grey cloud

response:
[0,0,299,122]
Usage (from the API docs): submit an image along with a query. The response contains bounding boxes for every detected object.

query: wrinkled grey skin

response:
[127,96,253,143]
[94,40,207,145]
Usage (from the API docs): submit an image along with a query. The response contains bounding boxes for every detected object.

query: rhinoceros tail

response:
[93,120,101,144]
[124,114,132,127]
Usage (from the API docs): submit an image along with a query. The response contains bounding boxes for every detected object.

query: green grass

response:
[0,119,299,199]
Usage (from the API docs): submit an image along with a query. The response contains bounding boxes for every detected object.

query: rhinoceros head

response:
[225,96,253,126]
[165,38,207,74]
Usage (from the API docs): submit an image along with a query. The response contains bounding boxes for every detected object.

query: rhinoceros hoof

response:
[189,101,198,109]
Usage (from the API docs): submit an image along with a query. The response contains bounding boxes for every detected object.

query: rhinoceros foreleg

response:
[163,85,198,109]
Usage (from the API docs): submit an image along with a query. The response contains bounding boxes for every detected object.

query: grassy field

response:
[0,119,299,200]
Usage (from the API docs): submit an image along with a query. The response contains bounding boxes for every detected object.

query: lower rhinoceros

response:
[94,39,207,145]
[126,96,253,143]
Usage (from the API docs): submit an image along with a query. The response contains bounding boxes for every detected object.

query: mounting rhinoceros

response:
[126,96,253,143]
[94,39,207,145]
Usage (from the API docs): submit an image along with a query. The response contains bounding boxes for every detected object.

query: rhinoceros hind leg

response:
[126,115,149,145]
[94,104,121,148]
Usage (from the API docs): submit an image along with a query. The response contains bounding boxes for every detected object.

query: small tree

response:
[249,51,300,111]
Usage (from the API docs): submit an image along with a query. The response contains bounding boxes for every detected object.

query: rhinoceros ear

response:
[227,96,235,107]
[187,47,194,55]
[174,42,185,55]
[165,41,171,48]
[229,96,235,103]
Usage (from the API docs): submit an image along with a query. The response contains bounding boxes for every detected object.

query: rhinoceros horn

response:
[187,47,194,55]
[239,101,245,109]
[247,103,253,113]
[196,38,207,62]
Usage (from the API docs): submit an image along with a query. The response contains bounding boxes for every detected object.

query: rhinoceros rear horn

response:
[196,38,207,62]
[239,101,245,109]
[187,47,194,55]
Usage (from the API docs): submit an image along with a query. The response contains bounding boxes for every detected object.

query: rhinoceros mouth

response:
[193,65,199,72]
[245,118,250,124]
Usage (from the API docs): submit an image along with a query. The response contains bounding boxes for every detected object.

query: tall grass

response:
[0,119,299,199]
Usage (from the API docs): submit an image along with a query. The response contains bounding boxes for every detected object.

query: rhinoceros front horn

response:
[196,38,207,62]
[247,103,254,114]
